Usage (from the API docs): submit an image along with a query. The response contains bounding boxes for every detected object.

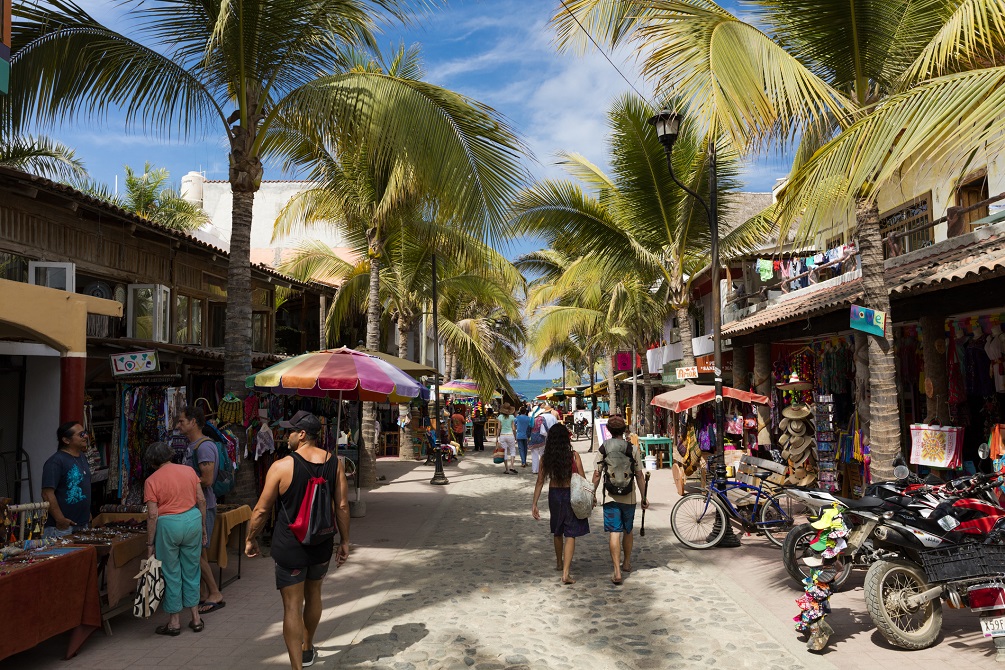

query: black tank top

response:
[271,452,337,569]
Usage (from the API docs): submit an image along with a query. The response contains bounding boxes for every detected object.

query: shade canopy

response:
[439,379,484,397]
[357,348,439,378]
[584,372,629,396]
[535,388,582,400]
[650,384,770,413]
[246,347,425,402]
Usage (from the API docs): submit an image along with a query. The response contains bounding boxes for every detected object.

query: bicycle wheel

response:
[758,495,795,547]
[671,493,729,549]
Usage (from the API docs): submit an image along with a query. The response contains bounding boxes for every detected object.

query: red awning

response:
[650,384,770,413]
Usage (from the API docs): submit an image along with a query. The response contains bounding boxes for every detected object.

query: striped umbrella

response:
[246,347,424,402]
[438,378,482,397]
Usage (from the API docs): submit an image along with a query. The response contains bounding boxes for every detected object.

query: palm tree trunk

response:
[588,353,597,451]
[677,306,695,369]
[858,201,901,480]
[397,316,413,461]
[360,246,381,488]
[632,345,639,434]
[606,352,617,417]
[640,353,654,431]
[224,138,261,505]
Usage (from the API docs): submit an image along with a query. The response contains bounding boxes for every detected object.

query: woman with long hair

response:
[531,423,588,584]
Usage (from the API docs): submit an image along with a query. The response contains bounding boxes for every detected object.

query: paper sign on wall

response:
[850,304,887,337]
[110,350,159,375]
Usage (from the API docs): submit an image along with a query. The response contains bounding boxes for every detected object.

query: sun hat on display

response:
[782,404,813,420]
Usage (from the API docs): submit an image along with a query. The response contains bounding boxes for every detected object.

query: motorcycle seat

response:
[833,495,887,509]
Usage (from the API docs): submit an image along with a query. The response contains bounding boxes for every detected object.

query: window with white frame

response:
[28,261,75,293]
[127,284,171,342]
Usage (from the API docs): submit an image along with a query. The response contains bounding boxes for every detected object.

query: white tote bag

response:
[570,472,596,519]
[133,557,166,618]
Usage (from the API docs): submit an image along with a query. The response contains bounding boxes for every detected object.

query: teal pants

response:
[155,507,203,614]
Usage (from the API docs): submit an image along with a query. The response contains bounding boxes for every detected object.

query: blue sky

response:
[54,0,792,379]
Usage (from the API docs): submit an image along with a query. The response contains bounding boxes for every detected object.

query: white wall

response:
[21,356,61,502]
[200,180,346,249]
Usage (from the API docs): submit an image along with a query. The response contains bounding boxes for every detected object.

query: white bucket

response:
[644,455,657,471]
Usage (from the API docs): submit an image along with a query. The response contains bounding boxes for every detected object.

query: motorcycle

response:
[781,458,998,589]
[860,468,1005,650]
[572,418,592,441]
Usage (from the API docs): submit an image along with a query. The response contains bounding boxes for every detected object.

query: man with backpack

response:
[246,411,350,669]
[591,415,648,585]
[175,405,225,613]
[528,404,557,474]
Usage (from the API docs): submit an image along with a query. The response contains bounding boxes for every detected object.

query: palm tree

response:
[512,93,772,371]
[551,0,1004,478]
[74,162,210,231]
[9,0,525,399]
[0,134,85,180]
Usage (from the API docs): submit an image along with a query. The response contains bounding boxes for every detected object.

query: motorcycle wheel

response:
[782,523,853,591]
[670,493,728,549]
[864,559,942,650]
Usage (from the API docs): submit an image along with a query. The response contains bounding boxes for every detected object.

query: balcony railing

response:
[885,191,1005,258]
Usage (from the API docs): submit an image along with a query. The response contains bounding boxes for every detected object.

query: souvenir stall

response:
[112,378,187,506]
[0,501,102,661]
[912,312,1005,479]
[650,385,770,495]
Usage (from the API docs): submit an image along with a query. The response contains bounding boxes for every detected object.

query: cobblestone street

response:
[8,444,1003,669]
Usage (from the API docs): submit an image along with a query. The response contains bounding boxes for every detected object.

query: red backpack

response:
[284,456,337,545]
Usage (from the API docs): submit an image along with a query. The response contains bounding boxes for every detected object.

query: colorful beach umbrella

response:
[246,347,425,403]
[438,378,482,396]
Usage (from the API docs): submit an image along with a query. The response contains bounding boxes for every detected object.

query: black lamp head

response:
[648,109,681,149]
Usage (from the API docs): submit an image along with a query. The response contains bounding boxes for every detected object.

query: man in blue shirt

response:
[41,421,92,538]
[514,407,533,467]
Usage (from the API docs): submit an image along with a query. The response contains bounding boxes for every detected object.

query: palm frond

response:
[902,0,1005,84]
[0,134,87,180]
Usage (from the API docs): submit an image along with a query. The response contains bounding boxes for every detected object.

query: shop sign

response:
[662,361,681,385]
[615,351,641,371]
[850,304,887,337]
[696,352,733,375]
[110,350,159,375]
[676,366,698,380]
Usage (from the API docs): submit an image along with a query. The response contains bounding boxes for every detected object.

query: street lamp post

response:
[648,110,739,547]
[430,253,449,486]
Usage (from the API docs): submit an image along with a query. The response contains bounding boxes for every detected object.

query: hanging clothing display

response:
[117,384,186,504]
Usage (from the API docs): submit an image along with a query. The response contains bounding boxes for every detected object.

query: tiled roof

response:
[0,166,330,293]
[887,222,1005,296]
[722,220,1005,336]
[722,281,863,338]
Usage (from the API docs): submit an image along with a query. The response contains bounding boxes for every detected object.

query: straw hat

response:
[787,420,810,436]
[779,417,791,431]
[782,404,813,420]
[779,433,791,447]
[501,402,515,415]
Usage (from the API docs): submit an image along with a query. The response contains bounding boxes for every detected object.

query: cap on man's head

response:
[279,410,322,435]
[607,415,626,432]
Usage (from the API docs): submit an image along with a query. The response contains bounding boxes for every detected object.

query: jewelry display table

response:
[74,513,148,633]
[0,545,102,661]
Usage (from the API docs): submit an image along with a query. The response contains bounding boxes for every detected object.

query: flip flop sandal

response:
[188,620,205,632]
[155,625,181,636]
[198,601,226,613]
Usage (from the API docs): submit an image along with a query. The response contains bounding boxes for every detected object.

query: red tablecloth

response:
[0,545,102,661]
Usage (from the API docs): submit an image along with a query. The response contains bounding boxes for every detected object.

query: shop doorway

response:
[0,356,26,502]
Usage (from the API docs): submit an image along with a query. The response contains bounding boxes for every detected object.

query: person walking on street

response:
[472,404,487,452]
[450,405,467,450]
[592,415,648,585]
[529,405,558,474]
[175,406,225,613]
[41,422,92,538]
[514,407,532,467]
[497,403,518,474]
[143,441,206,636]
[531,423,588,585]
[246,411,350,669]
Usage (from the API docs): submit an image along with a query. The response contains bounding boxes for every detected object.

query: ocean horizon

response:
[508,378,553,399]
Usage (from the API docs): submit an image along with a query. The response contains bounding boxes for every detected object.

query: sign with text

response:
[696,352,734,375]
[110,350,159,376]
[850,304,887,337]
[676,366,698,380]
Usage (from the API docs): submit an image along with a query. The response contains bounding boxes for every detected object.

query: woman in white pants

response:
[497,404,518,474]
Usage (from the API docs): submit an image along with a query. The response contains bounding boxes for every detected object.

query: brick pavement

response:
[6,442,1003,669]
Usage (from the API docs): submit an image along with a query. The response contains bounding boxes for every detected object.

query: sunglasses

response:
[77,430,89,437]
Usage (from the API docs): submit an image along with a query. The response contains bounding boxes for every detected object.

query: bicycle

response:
[670,464,796,549]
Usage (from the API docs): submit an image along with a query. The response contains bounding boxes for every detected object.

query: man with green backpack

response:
[176,405,226,613]
[591,415,648,585]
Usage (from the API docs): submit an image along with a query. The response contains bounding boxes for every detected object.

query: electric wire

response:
[556,0,664,112]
